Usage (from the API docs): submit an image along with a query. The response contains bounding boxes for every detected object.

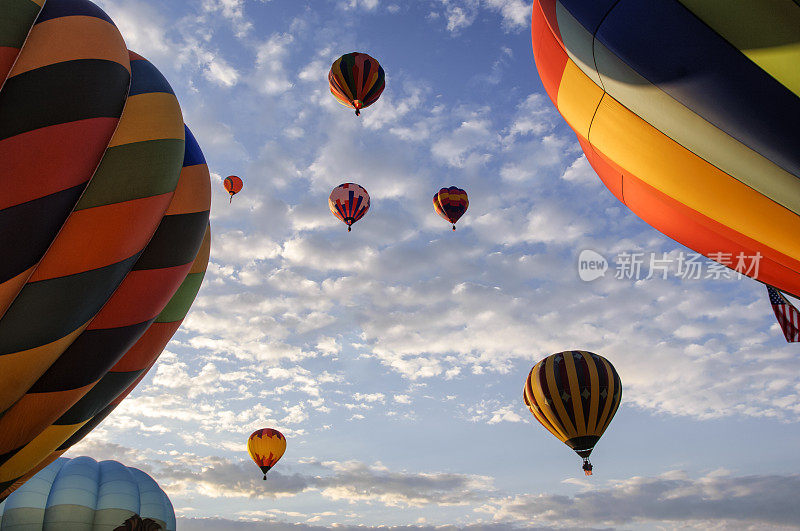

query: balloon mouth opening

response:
[345,217,355,231]
[353,101,362,116]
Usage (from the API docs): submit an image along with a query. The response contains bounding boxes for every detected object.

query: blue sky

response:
[67,0,800,528]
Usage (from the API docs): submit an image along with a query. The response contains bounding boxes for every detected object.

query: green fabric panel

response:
[555,2,604,88]
[678,0,800,97]
[0,506,45,529]
[0,0,40,48]
[591,35,800,215]
[155,271,205,324]
[42,504,94,530]
[76,139,185,210]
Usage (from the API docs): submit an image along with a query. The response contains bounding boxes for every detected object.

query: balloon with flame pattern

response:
[248,428,286,480]
[223,175,243,203]
[433,186,469,230]
[523,351,621,476]
[328,52,385,116]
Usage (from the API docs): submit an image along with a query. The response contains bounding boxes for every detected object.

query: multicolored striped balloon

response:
[523,351,621,475]
[247,428,286,480]
[0,0,210,498]
[328,52,385,116]
[531,0,800,296]
[433,186,469,230]
[329,182,370,232]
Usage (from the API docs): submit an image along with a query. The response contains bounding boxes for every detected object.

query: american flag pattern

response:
[767,285,800,342]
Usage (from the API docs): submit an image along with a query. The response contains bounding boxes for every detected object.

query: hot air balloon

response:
[223,175,243,203]
[0,0,210,498]
[248,429,286,480]
[523,351,621,475]
[328,52,385,116]
[0,457,175,531]
[531,0,800,296]
[329,183,370,232]
[433,186,469,230]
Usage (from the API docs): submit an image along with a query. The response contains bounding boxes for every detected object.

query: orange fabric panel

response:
[164,164,212,215]
[0,385,92,454]
[8,16,130,77]
[29,193,173,281]
[577,134,623,202]
[532,0,569,106]
[588,141,800,296]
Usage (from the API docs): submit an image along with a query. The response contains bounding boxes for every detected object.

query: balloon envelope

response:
[328,52,385,116]
[329,183,370,231]
[224,175,243,200]
[531,0,800,296]
[248,428,287,479]
[523,351,621,467]
[433,186,468,229]
[0,456,175,531]
[0,0,210,496]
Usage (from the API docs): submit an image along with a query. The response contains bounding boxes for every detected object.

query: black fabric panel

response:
[0,252,141,356]
[0,59,129,141]
[57,402,114,450]
[28,320,153,393]
[565,435,600,457]
[0,184,84,284]
[133,210,209,270]
[55,369,142,425]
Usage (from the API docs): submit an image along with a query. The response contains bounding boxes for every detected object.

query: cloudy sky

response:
[65,0,800,529]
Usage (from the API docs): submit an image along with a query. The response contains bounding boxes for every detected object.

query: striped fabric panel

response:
[0,123,207,459]
[0,50,183,418]
[532,0,800,297]
[0,0,44,82]
[0,0,130,317]
[0,226,209,487]
[553,2,800,217]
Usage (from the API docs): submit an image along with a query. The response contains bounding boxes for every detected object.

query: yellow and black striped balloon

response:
[523,351,621,471]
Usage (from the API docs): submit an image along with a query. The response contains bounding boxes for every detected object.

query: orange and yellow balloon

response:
[248,428,286,480]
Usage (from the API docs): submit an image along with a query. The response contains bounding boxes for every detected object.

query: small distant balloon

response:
[329,183,370,232]
[328,52,385,116]
[248,428,286,480]
[433,186,468,230]
[523,350,621,476]
[224,175,243,203]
